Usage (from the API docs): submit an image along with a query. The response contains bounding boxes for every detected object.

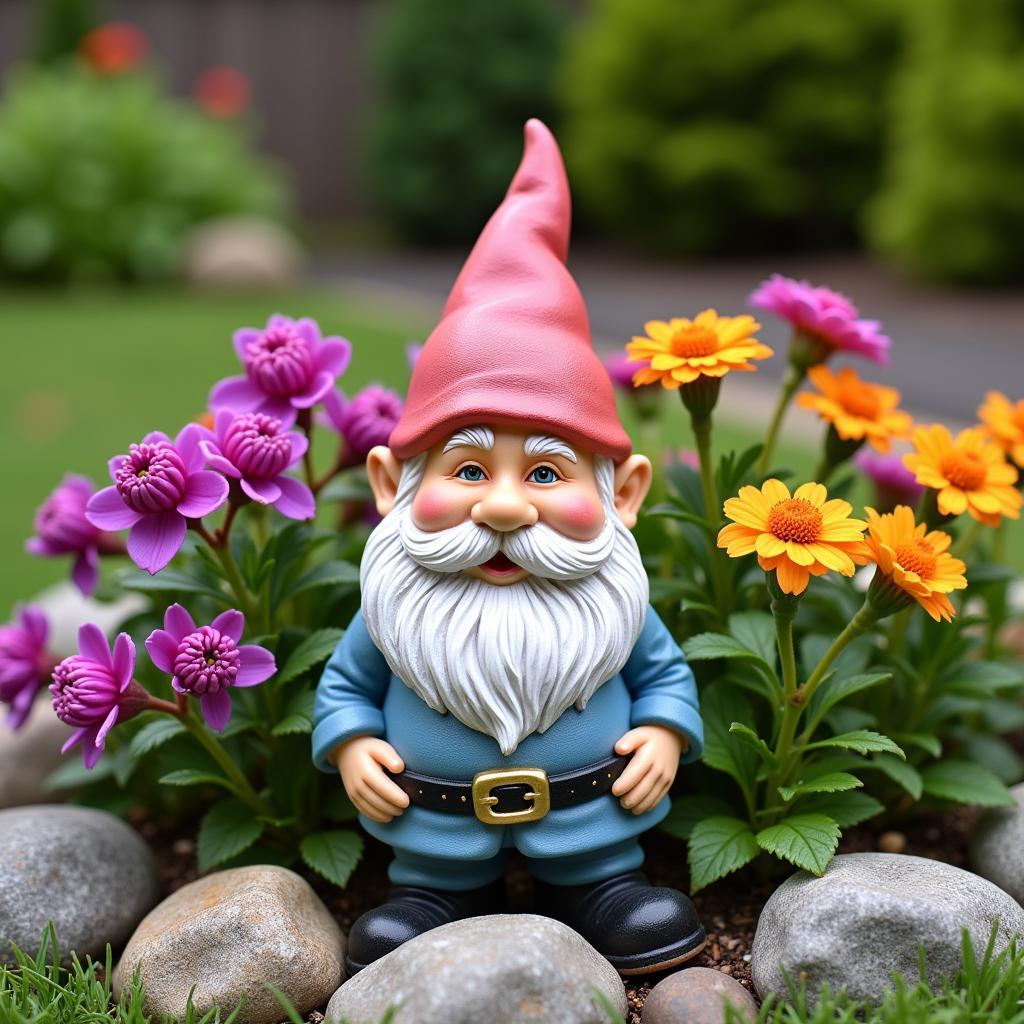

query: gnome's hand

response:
[333,736,410,823]
[612,726,687,816]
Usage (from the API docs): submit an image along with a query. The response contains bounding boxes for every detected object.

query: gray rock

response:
[0,698,73,808]
[114,866,343,1024]
[751,852,1024,1005]
[33,581,146,657]
[970,782,1024,903]
[0,805,159,963]
[325,914,626,1024]
[642,967,757,1024]
[182,216,305,288]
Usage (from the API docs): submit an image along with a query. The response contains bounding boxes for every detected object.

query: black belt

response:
[385,754,630,826]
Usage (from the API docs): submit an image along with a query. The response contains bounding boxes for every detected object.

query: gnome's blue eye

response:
[456,464,486,482]
[528,465,559,484]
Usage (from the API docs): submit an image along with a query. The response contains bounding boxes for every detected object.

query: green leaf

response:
[961,734,1024,785]
[868,754,923,800]
[728,722,779,769]
[277,628,344,685]
[683,633,773,674]
[220,710,260,739]
[688,816,761,891]
[129,717,186,758]
[159,768,233,790]
[727,611,778,667]
[805,671,892,732]
[795,791,884,828]
[701,685,758,793]
[120,567,227,603]
[282,560,360,602]
[920,760,1014,807]
[661,795,736,841]
[893,732,942,759]
[941,661,1024,698]
[779,772,863,802]
[272,690,316,737]
[802,730,905,759]
[756,814,840,875]
[300,830,365,887]
[645,502,712,532]
[198,799,265,872]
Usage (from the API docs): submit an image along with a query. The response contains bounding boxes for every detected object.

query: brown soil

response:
[140,805,979,1024]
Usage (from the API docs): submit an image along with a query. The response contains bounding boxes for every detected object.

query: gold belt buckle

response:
[471,767,550,825]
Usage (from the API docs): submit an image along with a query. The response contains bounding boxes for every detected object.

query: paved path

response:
[314,248,1023,426]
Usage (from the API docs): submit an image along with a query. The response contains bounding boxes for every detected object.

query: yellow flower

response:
[864,506,966,622]
[903,424,1021,526]
[796,366,912,452]
[978,391,1024,468]
[626,310,772,390]
[717,479,868,595]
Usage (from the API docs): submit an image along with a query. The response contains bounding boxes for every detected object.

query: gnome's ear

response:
[366,446,404,516]
[612,454,653,529]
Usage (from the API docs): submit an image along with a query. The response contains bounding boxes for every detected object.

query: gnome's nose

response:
[471,480,539,533]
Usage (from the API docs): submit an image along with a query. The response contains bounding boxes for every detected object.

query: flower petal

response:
[201,448,242,478]
[145,628,179,673]
[209,375,264,412]
[175,424,205,474]
[316,337,352,378]
[201,689,233,732]
[240,477,282,505]
[233,327,261,363]
[71,548,100,597]
[291,370,334,409]
[86,487,142,531]
[81,728,105,769]
[95,705,120,747]
[112,633,136,690]
[272,475,316,521]
[127,511,187,574]
[62,726,90,755]
[235,645,277,687]
[177,471,229,519]
[211,609,245,645]
[78,623,112,668]
[164,603,197,640]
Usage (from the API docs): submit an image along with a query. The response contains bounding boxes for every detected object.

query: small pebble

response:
[172,838,196,856]
[878,831,907,854]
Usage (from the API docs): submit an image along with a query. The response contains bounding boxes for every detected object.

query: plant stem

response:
[803,602,878,703]
[211,542,256,620]
[774,604,798,700]
[691,412,729,621]
[757,363,804,476]
[145,696,182,717]
[952,517,985,560]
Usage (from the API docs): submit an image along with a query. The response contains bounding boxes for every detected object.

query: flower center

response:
[244,326,314,397]
[940,451,987,491]
[669,326,719,359]
[839,386,881,420]
[115,442,187,513]
[173,627,240,695]
[767,498,823,544]
[893,537,937,580]
[49,657,119,726]
[222,413,291,479]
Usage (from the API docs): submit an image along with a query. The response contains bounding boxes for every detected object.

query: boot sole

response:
[611,927,708,976]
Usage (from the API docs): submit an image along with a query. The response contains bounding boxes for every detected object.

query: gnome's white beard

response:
[359,454,649,755]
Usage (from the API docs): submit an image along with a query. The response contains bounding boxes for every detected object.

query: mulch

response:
[137,802,979,1024]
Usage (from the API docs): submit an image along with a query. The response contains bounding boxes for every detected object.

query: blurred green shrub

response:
[0,65,287,282]
[32,0,99,64]
[866,0,1024,283]
[560,0,903,255]
[366,0,566,243]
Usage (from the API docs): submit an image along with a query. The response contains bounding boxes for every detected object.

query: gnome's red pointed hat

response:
[388,119,631,463]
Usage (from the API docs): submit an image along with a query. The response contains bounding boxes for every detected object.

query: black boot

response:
[534,870,705,975]
[345,880,506,975]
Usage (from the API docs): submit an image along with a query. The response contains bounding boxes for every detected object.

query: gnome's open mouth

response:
[478,551,523,577]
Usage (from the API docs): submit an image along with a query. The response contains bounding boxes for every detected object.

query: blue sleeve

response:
[311,610,392,772]
[622,606,704,764]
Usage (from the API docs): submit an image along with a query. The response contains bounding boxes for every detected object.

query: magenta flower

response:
[750,274,891,365]
[50,625,149,768]
[199,410,314,520]
[209,314,352,428]
[0,606,54,729]
[86,425,229,575]
[603,352,652,392]
[145,604,275,731]
[323,385,404,458]
[855,448,924,510]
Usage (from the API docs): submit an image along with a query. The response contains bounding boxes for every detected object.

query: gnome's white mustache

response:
[399,510,617,581]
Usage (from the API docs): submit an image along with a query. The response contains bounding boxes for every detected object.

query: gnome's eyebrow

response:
[443,426,495,453]
[524,434,577,463]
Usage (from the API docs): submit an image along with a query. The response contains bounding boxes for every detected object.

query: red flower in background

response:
[79,23,148,75]
[195,66,250,118]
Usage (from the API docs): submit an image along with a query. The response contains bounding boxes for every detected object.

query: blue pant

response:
[389,837,645,890]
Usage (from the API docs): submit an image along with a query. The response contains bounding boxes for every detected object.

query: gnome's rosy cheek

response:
[412,484,464,531]
[542,492,605,541]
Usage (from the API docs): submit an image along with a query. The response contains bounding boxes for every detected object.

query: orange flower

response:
[903,424,1021,526]
[864,506,966,622]
[978,391,1024,468]
[796,366,912,452]
[626,310,772,390]
[79,23,147,75]
[718,480,868,595]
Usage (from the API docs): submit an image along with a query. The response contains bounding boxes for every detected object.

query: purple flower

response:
[323,385,404,458]
[603,351,651,392]
[86,425,229,575]
[26,475,114,596]
[199,410,315,520]
[750,273,891,365]
[855,448,924,510]
[209,314,352,428]
[50,625,149,768]
[0,606,53,729]
[145,604,276,731]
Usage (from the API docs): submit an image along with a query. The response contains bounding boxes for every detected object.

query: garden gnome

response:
[312,119,705,975]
